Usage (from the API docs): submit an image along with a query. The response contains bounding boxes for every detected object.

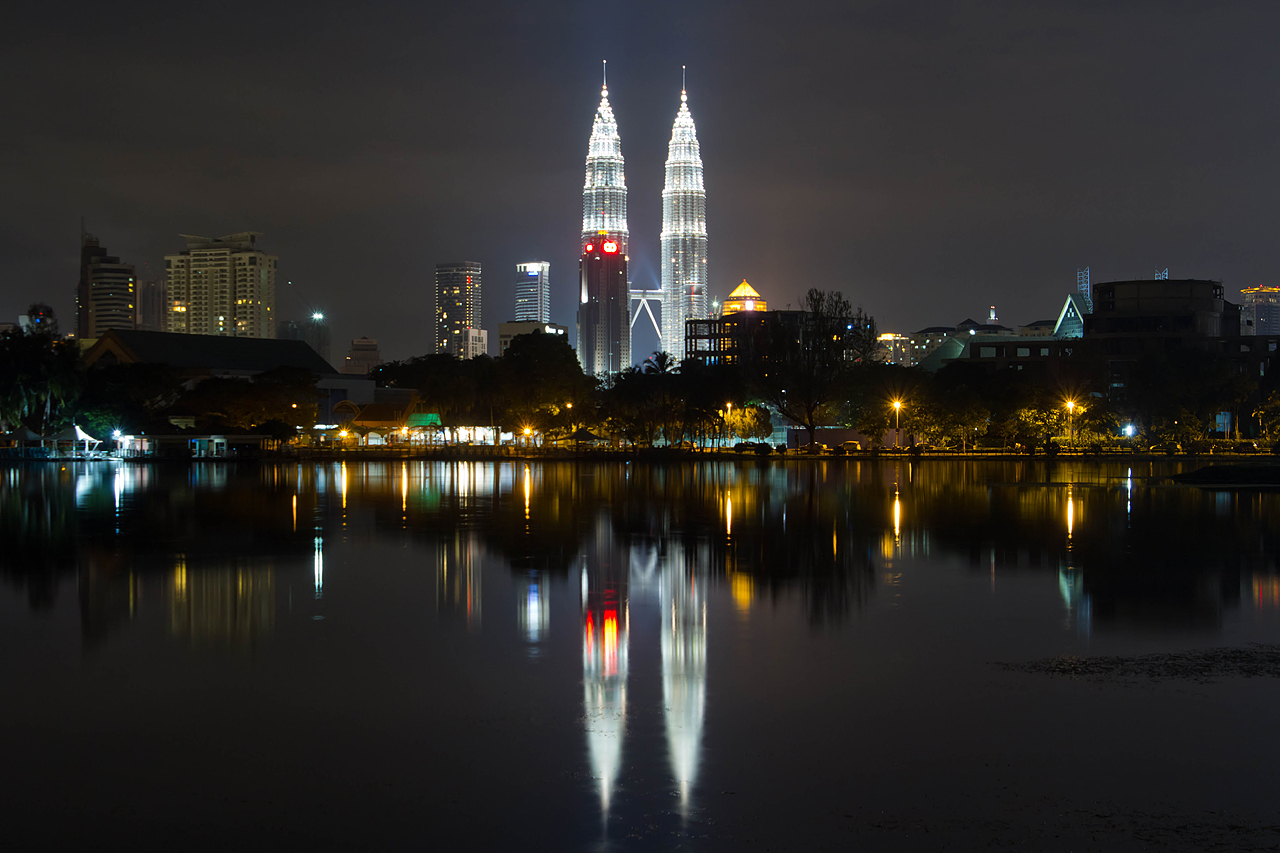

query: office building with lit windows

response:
[435,261,482,357]
[515,261,550,323]
[165,232,277,338]
[577,77,630,375]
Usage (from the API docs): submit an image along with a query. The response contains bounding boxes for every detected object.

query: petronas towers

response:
[659,85,708,361]
[576,66,708,374]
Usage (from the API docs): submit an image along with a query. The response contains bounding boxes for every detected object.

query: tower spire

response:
[602,59,607,90]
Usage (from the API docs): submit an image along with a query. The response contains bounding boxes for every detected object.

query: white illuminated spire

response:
[583,62,628,240]
[660,71,708,359]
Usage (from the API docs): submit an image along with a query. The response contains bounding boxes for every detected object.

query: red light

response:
[603,241,618,253]
[584,243,594,252]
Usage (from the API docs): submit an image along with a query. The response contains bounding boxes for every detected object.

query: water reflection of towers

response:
[660,540,707,811]
[581,516,629,813]
[436,531,481,630]
[579,516,709,818]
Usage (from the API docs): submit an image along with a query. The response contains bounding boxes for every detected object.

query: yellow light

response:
[523,427,532,436]
[893,400,902,411]
[893,490,901,541]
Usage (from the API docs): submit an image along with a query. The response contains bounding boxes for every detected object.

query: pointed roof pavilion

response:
[722,280,767,313]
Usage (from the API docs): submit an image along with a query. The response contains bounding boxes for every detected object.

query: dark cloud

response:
[2,0,1277,360]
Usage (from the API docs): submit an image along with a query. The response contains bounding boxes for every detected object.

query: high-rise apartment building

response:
[577,75,630,375]
[165,232,277,338]
[660,84,708,361]
[515,262,550,323]
[435,261,483,356]
[76,232,136,340]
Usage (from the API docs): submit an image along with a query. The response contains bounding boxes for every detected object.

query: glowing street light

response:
[1065,400,1077,443]
[892,400,903,446]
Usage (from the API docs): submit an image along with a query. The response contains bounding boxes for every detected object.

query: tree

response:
[0,325,82,434]
[499,332,595,440]
[750,288,860,448]
[1255,390,1280,440]
[75,362,183,436]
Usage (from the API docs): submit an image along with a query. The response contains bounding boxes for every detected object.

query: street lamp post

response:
[1066,400,1075,445]
[725,402,732,448]
[893,400,902,447]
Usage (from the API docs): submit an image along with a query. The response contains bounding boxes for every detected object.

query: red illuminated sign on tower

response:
[602,242,618,254]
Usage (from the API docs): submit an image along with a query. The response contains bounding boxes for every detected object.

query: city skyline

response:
[2,3,1278,363]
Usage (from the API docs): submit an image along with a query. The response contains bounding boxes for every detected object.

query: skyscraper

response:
[660,80,708,361]
[577,69,630,376]
[77,231,136,340]
[1241,286,1280,335]
[165,232,277,338]
[435,261,483,356]
[135,279,168,332]
[515,261,550,323]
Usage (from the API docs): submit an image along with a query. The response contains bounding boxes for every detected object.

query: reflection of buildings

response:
[436,531,481,630]
[516,571,549,649]
[169,559,276,649]
[582,517,629,813]
[660,544,706,811]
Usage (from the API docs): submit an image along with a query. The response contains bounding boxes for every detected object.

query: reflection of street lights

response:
[892,400,902,446]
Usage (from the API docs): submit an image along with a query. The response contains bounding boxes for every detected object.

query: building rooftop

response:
[84,329,336,375]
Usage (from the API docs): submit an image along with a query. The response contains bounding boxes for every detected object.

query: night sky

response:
[3,0,1277,362]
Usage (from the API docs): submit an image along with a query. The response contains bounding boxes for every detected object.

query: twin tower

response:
[577,65,708,375]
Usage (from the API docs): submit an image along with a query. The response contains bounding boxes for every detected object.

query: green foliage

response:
[172,366,319,432]
[74,362,183,436]
[0,327,82,433]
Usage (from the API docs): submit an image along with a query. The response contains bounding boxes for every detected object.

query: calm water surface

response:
[3,459,1279,850]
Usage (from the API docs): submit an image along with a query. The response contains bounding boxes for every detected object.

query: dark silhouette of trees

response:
[751,288,857,448]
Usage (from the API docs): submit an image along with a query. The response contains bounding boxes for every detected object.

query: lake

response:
[2,458,1279,850]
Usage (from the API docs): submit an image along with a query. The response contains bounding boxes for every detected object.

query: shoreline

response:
[6,449,1279,465]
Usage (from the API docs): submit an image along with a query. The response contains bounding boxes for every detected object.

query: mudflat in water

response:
[2,459,1279,851]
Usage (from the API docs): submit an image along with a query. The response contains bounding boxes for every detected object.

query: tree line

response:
[3,292,1278,450]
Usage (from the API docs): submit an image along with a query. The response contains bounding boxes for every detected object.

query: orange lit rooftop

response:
[723,280,767,313]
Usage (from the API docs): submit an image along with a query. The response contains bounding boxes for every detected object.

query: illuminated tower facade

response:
[577,71,630,375]
[514,261,550,324]
[165,232,276,339]
[435,261,482,356]
[660,83,708,361]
